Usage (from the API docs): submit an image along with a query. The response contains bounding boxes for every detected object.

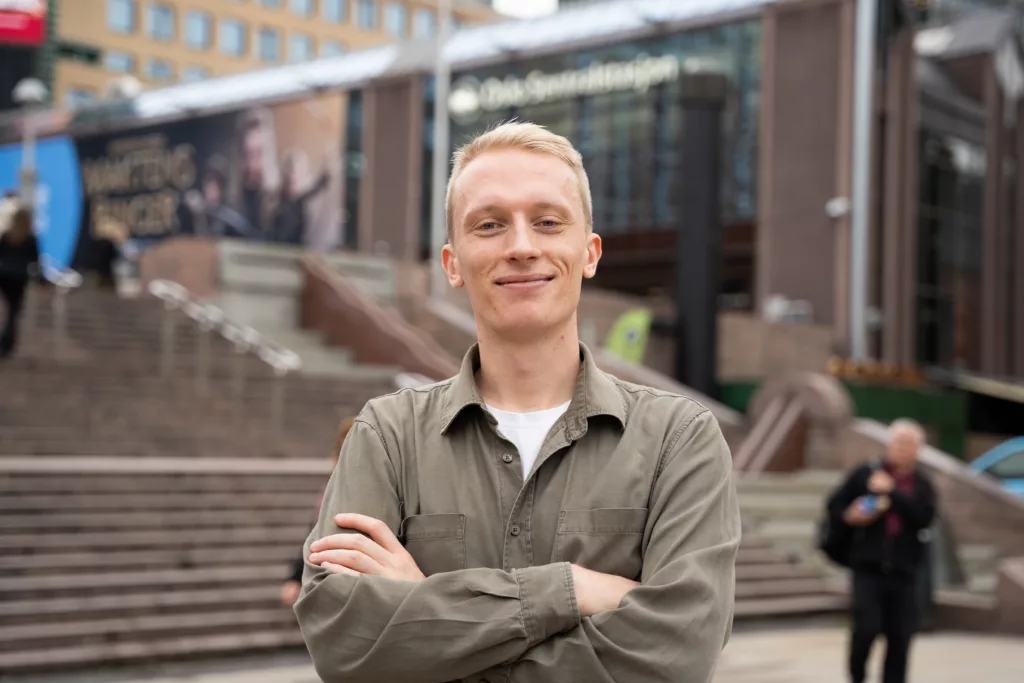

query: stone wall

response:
[137,237,220,299]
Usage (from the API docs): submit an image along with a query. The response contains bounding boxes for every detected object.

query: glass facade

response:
[915,130,986,370]
[435,20,762,244]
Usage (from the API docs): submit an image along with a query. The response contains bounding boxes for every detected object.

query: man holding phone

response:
[827,419,936,683]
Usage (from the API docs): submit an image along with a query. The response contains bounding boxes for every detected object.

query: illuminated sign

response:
[0,0,46,47]
[448,53,682,123]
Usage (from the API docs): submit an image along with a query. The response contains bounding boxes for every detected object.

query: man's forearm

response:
[295,562,580,683]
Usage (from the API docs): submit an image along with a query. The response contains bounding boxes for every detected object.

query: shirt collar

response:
[440,341,626,435]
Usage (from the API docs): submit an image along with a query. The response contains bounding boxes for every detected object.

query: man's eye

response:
[479,222,499,230]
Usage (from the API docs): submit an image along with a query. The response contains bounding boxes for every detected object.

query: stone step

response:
[733,593,847,619]
[0,565,289,597]
[0,507,316,532]
[0,544,303,574]
[734,471,842,496]
[0,627,304,673]
[0,608,296,653]
[0,585,283,624]
[0,525,310,553]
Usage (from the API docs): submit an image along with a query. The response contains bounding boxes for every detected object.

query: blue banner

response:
[0,135,83,271]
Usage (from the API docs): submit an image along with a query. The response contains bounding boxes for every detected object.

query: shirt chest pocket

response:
[551,507,648,580]
[401,513,467,577]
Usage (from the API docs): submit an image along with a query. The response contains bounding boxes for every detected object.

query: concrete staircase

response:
[0,458,323,673]
[0,287,396,459]
[213,241,399,379]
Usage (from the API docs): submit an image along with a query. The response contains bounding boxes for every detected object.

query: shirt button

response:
[510,525,521,536]
[502,453,514,464]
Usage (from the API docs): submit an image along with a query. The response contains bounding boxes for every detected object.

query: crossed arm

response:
[294,411,741,683]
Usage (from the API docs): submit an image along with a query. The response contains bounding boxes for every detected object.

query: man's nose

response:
[504,219,540,260]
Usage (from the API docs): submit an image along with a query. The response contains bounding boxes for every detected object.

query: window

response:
[108,0,136,34]
[320,40,346,57]
[145,58,175,81]
[258,27,281,62]
[220,18,247,56]
[290,0,313,16]
[147,3,175,41]
[289,32,314,63]
[64,88,96,109]
[356,0,377,29]
[322,0,345,22]
[182,66,210,83]
[185,11,212,49]
[412,8,435,38]
[104,50,135,73]
[260,0,282,6]
[384,3,405,37]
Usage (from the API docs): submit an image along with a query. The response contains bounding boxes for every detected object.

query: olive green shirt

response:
[296,343,741,683]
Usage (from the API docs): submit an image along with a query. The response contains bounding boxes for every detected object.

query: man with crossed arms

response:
[296,121,741,682]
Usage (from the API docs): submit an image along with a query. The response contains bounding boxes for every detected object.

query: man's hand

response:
[867,471,895,494]
[280,580,301,608]
[308,513,426,582]
[570,565,639,617]
[843,495,890,526]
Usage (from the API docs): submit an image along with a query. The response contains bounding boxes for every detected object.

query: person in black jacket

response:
[0,205,40,359]
[827,418,936,683]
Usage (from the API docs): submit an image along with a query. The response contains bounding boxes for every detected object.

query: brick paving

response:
[6,625,1022,683]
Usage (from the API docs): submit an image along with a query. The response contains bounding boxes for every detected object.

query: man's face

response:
[442,148,601,342]
[887,428,921,470]
[243,127,264,182]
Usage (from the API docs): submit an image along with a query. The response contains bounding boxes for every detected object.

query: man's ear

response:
[442,242,464,288]
[582,232,602,279]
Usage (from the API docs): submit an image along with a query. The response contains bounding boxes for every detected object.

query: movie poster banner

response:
[72,92,347,271]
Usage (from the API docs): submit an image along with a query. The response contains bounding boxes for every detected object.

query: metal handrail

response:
[146,278,304,433]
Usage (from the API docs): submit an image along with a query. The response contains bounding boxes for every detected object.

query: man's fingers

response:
[322,561,359,576]
[333,513,404,553]
[310,549,383,575]
[309,532,390,564]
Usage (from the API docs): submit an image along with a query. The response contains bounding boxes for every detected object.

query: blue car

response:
[970,437,1024,497]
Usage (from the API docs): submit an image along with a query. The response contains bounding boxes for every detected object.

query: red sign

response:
[0,0,47,47]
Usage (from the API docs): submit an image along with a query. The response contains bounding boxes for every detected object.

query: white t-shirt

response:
[486,401,571,480]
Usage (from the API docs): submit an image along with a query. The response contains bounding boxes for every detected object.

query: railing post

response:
[223,324,260,422]
[259,347,301,437]
[160,303,177,377]
[51,285,68,359]
[271,366,287,436]
[195,321,210,395]
[194,304,223,396]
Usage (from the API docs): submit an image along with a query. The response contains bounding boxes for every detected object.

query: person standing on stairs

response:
[294,121,741,683]
[0,205,39,359]
[827,419,936,683]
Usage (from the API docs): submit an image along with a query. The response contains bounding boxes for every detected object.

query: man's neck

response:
[476,323,581,413]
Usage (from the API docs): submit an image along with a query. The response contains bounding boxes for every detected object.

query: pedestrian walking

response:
[826,419,937,683]
[0,204,40,359]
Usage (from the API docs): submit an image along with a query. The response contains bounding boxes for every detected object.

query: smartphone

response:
[860,495,878,513]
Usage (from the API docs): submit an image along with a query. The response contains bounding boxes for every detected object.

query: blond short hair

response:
[445,121,593,242]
